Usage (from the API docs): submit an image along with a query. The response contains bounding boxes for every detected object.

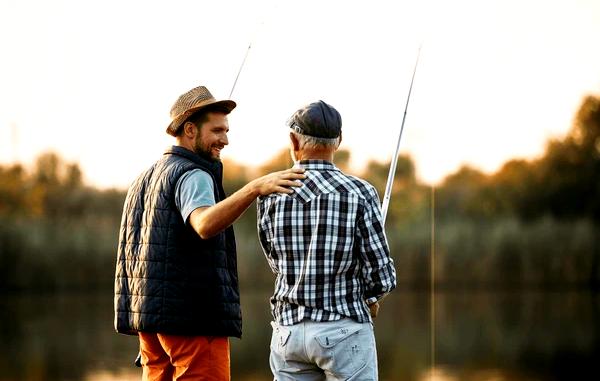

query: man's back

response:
[115,146,242,337]
[257,160,396,326]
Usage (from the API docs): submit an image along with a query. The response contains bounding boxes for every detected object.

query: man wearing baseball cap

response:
[114,85,305,380]
[257,100,397,380]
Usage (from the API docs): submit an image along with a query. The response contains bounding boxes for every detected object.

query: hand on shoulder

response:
[253,168,306,196]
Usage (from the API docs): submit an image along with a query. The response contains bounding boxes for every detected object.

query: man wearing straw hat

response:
[257,100,397,380]
[114,85,306,380]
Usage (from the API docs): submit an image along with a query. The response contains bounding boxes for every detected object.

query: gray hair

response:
[291,131,340,150]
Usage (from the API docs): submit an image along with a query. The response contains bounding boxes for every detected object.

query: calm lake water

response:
[0,289,598,381]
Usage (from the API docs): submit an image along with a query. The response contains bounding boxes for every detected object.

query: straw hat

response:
[166,86,236,136]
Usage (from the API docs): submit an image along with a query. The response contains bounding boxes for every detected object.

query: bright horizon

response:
[1,0,600,189]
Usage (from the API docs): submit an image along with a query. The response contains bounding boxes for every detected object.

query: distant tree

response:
[64,163,83,189]
[0,164,27,216]
[436,165,489,219]
[334,149,351,173]
[221,158,250,196]
[361,155,426,224]
[33,152,61,186]
[437,94,600,223]
[532,95,600,221]
[362,154,416,196]
[489,159,537,219]
[256,149,293,175]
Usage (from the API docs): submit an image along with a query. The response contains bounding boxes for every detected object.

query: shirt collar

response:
[294,160,339,172]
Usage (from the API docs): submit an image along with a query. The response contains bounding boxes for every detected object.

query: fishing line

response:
[430,185,436,379]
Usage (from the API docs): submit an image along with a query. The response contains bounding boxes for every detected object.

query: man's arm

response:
[189,167,305,239]
[358,188,397,307]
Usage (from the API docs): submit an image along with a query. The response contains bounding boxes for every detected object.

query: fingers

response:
[280,169,306,181]
[257,179,300,196]
[256,169,307,196]
[286,180,303,188]
[272,169,306,189]
[285,174,307,181]
[269,175,303,188]
[277,186,295,194]
[368,301,380,318]
[275,180,302,193]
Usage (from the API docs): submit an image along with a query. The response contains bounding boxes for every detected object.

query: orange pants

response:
[138,332,230,381]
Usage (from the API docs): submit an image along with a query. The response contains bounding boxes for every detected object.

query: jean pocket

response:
[270,322,292,354]
[314,326,362,348]
[314,325,374,378]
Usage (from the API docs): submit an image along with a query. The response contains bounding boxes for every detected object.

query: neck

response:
[175,138,194,152]
[295,148,335,162]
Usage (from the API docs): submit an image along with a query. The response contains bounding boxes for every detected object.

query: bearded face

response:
[192,112,229,162]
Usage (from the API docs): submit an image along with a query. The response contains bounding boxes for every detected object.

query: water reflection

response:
[0,290,598,381]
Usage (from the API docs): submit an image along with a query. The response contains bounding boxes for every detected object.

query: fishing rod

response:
[381,45,422,225]
[378,44,434,375]
[229,43,252,98]
[228,2,276,98]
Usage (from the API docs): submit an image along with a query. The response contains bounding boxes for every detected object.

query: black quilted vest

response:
[114,146,241,338]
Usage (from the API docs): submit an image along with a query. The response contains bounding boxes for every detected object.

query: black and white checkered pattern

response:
[257,160,397,325]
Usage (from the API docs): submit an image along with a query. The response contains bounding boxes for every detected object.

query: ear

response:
[290,132,301,151]
[183,121,197,138]
[337,132,342,147]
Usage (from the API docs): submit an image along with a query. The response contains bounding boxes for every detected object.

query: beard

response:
[193,137,221,163]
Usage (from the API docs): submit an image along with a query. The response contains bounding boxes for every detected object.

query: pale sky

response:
[1,0,599,188]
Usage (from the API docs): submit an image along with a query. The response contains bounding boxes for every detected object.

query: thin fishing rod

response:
[229,43,252,98]
[381,45,422,224]
[228,1,277,98]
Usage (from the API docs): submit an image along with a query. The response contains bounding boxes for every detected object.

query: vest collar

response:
[164,145,223,176]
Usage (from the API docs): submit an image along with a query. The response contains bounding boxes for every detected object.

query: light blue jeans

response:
[269,318,378,381]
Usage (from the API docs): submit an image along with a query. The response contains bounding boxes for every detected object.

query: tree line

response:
[1,95,599,291]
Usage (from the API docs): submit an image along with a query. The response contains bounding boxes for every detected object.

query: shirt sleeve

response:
[175,169,216,223]
[257,196,279,274]
[257,196,272,253]
[357,187,397,305]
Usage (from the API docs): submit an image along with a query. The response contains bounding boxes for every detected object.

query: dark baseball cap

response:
[288,100,342,139]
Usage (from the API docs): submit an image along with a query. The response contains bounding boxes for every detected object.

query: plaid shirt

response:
[257,160,396,325]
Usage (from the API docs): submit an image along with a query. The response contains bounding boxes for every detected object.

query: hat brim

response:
[166,99,236,136]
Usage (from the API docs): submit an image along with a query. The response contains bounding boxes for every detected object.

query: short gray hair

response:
[291,131,340,150]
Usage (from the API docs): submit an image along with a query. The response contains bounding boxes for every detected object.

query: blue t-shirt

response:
[175,169,216,223]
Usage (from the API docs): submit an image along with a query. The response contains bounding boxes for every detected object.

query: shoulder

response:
[176,168,214,192]
[181,168,212,182]
[337,172,379,200]
[258,192,288,205]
